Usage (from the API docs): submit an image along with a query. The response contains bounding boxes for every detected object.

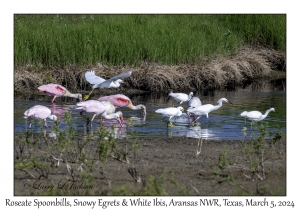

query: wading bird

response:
[24,105,58,128]
[168,91,193,105]
[188,95,202,120]
[187,98,233,124]
[98,94,146,117]
[84,70,132,100]
[155,106,184,127]
[38,84,82,103]
[240,108,275,129]
[76,100,123,127]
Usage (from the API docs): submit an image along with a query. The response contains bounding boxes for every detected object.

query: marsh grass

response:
[14,14,285,68]
[14,14,286,93]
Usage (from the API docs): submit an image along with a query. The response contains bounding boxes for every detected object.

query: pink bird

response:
[98,94,146,116]
[24,105,58,128]
[76,100,123,127]
[38,84,83,103]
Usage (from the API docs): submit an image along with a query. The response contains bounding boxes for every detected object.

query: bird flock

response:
[23,70,276,131]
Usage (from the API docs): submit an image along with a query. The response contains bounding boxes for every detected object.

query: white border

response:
[2,0,298,209]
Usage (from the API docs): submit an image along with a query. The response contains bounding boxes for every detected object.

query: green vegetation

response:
[15,112,188,196]
[209,122,286,195]
[14,14,286,68]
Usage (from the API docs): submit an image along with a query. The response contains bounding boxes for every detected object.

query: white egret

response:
[187,98,233,124]
[188,96,202,108]
[84,70,132,100]
[155,106,184,127]
[188,96,202,120]
[240,108,275,129]
[169,91,193,105]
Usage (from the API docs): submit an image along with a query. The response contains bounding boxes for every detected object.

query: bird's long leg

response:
[28,121,32,129]
[51,96,57,103]
[80,111,91,126]
[192,116,201,126]
[168,116,174,127]
[100,117,105,126]
[89,114,98,127]
[84,88,95,101]
[44,119,48,128]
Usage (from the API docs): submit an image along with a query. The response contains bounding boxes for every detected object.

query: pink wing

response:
[98,94,131,108]
[24,105,51,119]
[76,100,107,115]
[38,84,67,96]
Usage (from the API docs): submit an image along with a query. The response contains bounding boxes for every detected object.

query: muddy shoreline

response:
[14,136,286,196]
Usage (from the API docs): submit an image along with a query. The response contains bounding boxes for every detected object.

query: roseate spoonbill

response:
[75,100,123,127]
[38,84,82,103]
[98,94,146,116]
[187,98,233,124]
[155,106,184,127]
[84,70,132,100]
[169,91,193,105]
[240,108,275,129]
[24,105,58,128]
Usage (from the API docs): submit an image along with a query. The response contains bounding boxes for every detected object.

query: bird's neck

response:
[65,91,79,99]
[262,109,272,119]
[213,102,223,111]
[127,102,141,110]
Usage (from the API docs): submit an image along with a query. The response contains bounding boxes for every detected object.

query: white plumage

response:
[187,98,233,124]
[85,70,132,89]
[76,100,123,127]
[169,91,193,105]
[84,70,132,101]
[240,108,275,128]
[155,106,184,126]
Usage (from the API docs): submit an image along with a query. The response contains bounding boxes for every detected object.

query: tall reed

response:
[14,14,286,68]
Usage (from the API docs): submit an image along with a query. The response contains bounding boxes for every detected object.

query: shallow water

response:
[14,79,286,140]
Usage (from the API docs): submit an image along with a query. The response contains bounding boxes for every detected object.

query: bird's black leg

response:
[80,111,91,127]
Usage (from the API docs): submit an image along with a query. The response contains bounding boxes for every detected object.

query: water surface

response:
[14,79,286,140]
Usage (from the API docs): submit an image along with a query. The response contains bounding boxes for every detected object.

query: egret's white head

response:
[269,108,275,112]
[240,111,248,117]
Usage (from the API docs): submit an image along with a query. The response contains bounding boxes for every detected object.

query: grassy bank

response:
[14,14,286,93]
[14,14,285,68]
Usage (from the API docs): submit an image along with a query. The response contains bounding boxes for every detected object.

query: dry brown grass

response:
[14,47,285,93]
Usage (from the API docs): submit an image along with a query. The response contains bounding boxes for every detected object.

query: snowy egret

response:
[187,98,233,124]
[188,96,202,120]
[24,105,58,128]
[38,84,82,103]
[155,106,184,127]
[168,91,193,105]
[98,94,146,117]
[76,100,123,127]
[188,96,202,108]
[84,70,132,100]
[240,108,275,129]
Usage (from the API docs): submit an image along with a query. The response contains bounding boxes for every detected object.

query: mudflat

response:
[14,136,286,196]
